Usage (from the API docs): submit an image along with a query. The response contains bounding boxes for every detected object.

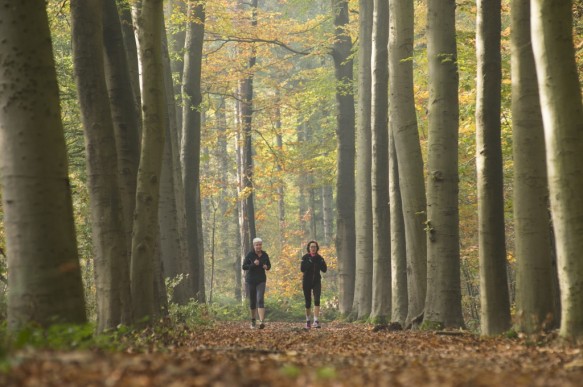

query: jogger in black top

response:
[300,240,327,328]
[242,237,271,329]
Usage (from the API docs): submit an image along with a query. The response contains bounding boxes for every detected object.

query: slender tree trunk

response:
[389,129,408,326]
[1,1,87,330]
[161,26,191,304]
[389,0,427,326]
[531,0,583,341]
[103,0,141,324]
[181,0,207,303]
[130,0,166,324]
[476,0,511,336]
[353,0,374,321]
[71,0,128,331]
[370,0,391,325]
[424,0,464,329]
[118,0,141,123]
[331,0,356,315]
[322,185,334,246]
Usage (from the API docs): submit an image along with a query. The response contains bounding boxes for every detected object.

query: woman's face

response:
[309,243,318,253]
[254,241,263,253]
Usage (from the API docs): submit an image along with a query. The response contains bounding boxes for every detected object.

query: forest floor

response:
[1,321,583,386]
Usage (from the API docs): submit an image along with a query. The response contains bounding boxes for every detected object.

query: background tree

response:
[0,0,86,330]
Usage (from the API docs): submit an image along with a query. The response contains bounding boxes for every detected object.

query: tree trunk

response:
[71,0,129,331]
[103,0,141,324]
[531,0,583,340]
[117,0,141,122]
[130,0,166,324]
[424,0,464,329]
[322,185,334,246]
[161,26,192,304]
[181,0,207,303]
[388,0,427,326]
[331,0,356,315]
[389,129,408,326]
[352,0,374,321]
[476,0,511,336]
[1,1,87,330]
[370,0,391,325]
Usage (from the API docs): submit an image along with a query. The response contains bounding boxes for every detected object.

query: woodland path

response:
[2,321,583,386]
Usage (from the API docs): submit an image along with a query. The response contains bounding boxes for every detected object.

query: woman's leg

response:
[303,285,312,327]
[256,282,266,326]
[248,282,258,326]
[313,282,322,325]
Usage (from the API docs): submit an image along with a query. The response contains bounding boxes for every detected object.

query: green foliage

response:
[420,320,444,331]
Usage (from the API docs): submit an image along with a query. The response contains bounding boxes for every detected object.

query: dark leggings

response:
[248,282,266,309]
[303,282,322,309]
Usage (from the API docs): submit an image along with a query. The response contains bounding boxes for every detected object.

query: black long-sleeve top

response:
[242,250,271,284]
[300,253,327,287]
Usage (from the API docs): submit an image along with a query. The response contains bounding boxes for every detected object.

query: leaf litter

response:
[1,321,583,386]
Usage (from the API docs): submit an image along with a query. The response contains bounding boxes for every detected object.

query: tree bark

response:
[388,0,427,326]
[0,1,87,330]
[352,0,374,321]
[424,0,464,329]
[71,0,129,331]
[181,0,207,303]
[103,0,140,324]
[130,0,166,323]
[370,0,391,325]
[331,0,356,315]
[476,0,511,336]
[531,0,583,340]
[389,129,408,326]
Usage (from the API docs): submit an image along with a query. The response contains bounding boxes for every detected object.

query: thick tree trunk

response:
[424,0,464,329]
[370,0,391,325]
[352,0,374,321]
[531,0,583,341]
[71,0,129,331]
[476,0,511,336]
[0,1,87,330]
[388,0,427,326]
[331,0,356,315]
[131,0,166,323]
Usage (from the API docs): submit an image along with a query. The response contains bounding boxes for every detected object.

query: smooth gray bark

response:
[353,0,374,321]
[131,0,166,323]
[181,0,207,302]
[388,0,427,325]
[331,0,356,315]
[511,0,556,334]
[370,0,391,325]
[424,0,464,329]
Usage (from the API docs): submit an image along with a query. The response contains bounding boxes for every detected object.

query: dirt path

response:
[2,321,583,386]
